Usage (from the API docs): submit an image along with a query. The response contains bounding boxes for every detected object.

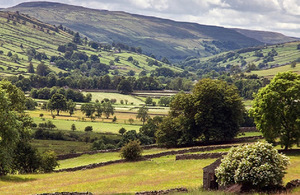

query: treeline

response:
[30,87,91,102]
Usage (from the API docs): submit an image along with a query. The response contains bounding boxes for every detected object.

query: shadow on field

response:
[0,175,36,183]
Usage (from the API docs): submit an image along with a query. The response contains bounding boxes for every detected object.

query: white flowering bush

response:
[215,142,289,190]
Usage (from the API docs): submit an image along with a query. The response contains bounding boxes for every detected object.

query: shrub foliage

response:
[216,142,289,190]
[120,140,143,161]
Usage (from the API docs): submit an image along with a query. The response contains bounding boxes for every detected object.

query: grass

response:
[0,157,216,194]
[249,63,300,78]
[31,139,92,155]
[33,117,141,134]
[1,152,300,194]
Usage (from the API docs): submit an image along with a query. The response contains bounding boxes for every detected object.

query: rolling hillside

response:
[0,11,181,78]
[182,40,300,77]
[232,28,299,44]
[6,1,264,61]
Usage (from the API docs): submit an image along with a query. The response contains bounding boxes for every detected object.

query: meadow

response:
[0,149,299,194]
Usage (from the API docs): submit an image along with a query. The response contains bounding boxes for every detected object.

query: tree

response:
[36,62,51,76]
[136,106,149,125]
[39,150,59,173]
[117,79,133,94]
[102,102,114,119]
[158,96,171,107]
[216,142,289,191]
[120,140,142,161]
[27,62,35,73]
[81,103,95,119]
[145,97,153,105]
[156,79,244,147]
[66,99,76,116]
[250,72,300,150]
[119,127,127,135]
[0,81,33,175]
[71,124,76,131]
[48,93,67,116]
[72,32,81,44]
[94,102,102,118]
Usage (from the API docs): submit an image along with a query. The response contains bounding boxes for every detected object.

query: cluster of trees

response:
[156,79,245,147]
[30,87,91,102]
[0,81,58,175]
[9,72,164,92]
[81,100,115,120]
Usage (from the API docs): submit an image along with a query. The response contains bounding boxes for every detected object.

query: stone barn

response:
[203,158,222,190]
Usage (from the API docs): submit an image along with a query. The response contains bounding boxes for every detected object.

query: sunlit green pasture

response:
[1,152,300,194]
[32,117,141,134]
[0,157,216,194]
[249,63,300,78]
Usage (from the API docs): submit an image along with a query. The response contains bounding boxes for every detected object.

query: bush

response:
[120,140,142,161]
[85,126,93,132]
[39,150,59,173]
[215,142,289,191]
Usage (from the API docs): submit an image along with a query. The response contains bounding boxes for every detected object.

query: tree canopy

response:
[250,72,300,150]
[156,78,244,147]
[48,93,67,116]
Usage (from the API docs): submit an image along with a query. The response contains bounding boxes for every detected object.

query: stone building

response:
[203,158,222,190]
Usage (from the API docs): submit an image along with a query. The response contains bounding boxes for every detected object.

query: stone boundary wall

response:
[142,145,234,159]
[135,187,188,195]
[57,144,158,160]
[54,159,126,172]
[57,136,263,161]
[175,152,228,160]
[55,144,235,172]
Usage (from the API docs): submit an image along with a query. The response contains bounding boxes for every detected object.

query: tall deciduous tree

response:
[102,102,114,119]
[48,93,67,116]
[66,99,76,116]
[81,103,95,119]
[136,106,149,125]
[156,79,244,147]
[250,72,300,150]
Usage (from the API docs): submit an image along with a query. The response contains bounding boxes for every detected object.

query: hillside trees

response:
[250,72,300,150]
[156,79,244,147]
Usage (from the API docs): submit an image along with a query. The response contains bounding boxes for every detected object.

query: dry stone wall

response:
[176,152,228,160]
[135,187,188,195]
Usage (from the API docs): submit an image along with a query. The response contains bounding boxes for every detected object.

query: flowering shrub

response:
[215,142,289,190]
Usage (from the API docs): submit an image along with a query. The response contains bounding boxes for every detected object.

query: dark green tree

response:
[250,72,300,150]
[117,79,133,94]
[27,62,35,73]
[156,79,244,147]
[66,99,76,116]
[81,103,95,119]
[48,93,67,116]
[102,102,114,119]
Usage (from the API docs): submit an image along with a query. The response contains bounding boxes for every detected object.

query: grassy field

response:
[33,117,141,134]
[0,157,216,194]
[31,140,93,155]
[1,151,300,194]
[249,62,300,78]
